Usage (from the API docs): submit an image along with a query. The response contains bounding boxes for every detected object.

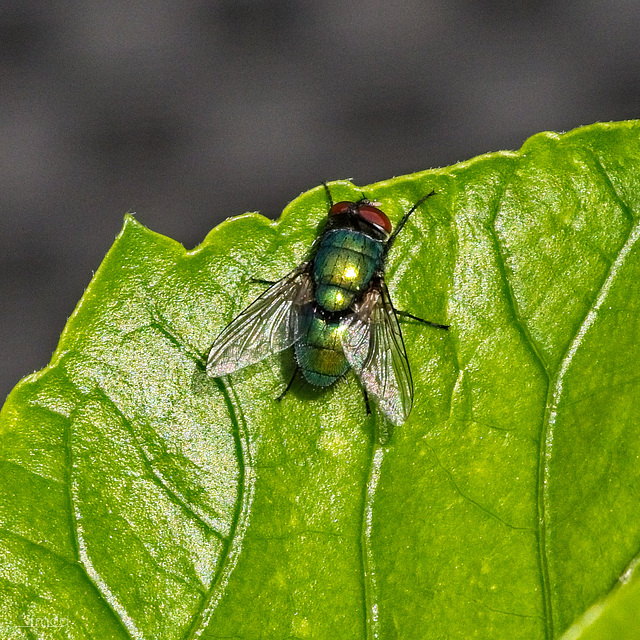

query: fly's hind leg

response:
[354,379,391,444]
[276,367,299,402]
[361,385,392,444]
[362,386,372,416]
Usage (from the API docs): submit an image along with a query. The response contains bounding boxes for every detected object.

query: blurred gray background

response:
[1,0,639,401]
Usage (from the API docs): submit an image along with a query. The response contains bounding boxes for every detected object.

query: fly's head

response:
[326,199,391,241]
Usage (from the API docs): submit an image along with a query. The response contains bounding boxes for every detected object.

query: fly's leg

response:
[251,278,277,286]
[386,190,437,249]
[395,309,449,330]
[362,386,372,416]
[323,180,371,211]
[276,367,299,402]
[361,381,391,444]
[322,181,334,207]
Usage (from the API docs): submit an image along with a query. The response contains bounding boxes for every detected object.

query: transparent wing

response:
[340,280,413,425]
[207,264,313,377]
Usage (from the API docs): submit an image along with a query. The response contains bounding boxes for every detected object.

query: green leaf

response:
[560,559,640,640]
[1,120,640,639]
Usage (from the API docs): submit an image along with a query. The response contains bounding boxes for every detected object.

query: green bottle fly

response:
[207,184,449,428]
[293,211,386,388]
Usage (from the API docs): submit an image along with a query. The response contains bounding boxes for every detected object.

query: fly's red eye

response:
[329,201,354,216]
[357,204,392,233]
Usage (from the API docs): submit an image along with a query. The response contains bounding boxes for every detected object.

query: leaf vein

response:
[185,378,256,640]
[361,438,383,640]
[427,443,533,531]
[486,166,558,637]
[587,149,636,227]
[540,216,640,640]
[93,387,228,542]
[453,591,545,622]
[0,529,133,639]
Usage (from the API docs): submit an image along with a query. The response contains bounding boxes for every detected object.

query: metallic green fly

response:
[207,184,449,426]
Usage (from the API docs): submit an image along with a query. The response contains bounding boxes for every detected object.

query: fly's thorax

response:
[294,305,349,387]
[312,228,384,312]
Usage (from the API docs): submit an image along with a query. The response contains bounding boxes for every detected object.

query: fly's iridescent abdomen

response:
[295,224,385,386]
[293,305,349,387]
[312,228,384,312]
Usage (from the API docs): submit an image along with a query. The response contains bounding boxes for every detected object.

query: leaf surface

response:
[1,121,640,639]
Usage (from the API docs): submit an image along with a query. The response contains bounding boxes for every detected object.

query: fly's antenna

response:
[322,182,334,208]
[386,190,437,249]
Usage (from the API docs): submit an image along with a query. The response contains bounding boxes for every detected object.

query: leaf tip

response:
[122,212,143,229]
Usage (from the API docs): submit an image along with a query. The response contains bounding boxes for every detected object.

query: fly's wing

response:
[340,280,413,425]
[207,264,313,377]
